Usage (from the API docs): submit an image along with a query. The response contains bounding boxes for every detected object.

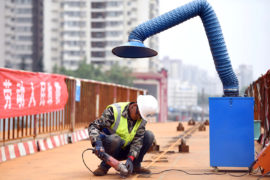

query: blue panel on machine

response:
[209,97,254,167]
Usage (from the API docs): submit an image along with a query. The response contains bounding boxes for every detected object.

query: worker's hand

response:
[94,140,104,158]
[125,156,134,174]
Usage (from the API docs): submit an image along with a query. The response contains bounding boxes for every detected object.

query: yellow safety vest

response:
[107,102,142,147]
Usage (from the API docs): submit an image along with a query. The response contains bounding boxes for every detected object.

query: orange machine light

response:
[253,144,270,175]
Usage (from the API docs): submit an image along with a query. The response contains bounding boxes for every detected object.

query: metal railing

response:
[0,76,144,145]
[245,70,270,147]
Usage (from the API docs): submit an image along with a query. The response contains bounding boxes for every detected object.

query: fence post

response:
[95,84,100,118]
[34,115,37,137]
[70,80,76,132]
[127,89,130,102]
[114,86,117,103]
[3,118,6,144]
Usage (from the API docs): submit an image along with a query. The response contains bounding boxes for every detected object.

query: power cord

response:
[149,169,249,177]
[150,169,226,176]
[82,148,95,174]
[82,149,268,179]
[148,168,269,179]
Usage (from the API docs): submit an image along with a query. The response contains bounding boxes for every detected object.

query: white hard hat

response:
[137,95,158,121]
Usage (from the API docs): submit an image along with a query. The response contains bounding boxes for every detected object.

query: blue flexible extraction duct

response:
[112,0,239,97]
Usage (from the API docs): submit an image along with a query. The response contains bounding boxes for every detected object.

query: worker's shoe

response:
[133,166,151,174]
[93,165,109,176]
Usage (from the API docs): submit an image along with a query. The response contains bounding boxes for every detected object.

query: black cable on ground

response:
[82,148,95,174]
[82,148,267,179]
[151,169,251,177]
[150,169,226,176]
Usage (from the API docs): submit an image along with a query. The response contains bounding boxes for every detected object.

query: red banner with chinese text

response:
[0,68,68,118]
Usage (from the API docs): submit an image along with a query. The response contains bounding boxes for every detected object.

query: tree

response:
[104,63,134,86]
[54,61,134,86]
[72,60,104,81]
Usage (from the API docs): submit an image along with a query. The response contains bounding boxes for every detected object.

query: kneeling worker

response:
[88,95,158,176]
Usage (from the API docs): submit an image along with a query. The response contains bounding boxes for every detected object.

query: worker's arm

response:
[88,107,114,146]
[128,120,147,158]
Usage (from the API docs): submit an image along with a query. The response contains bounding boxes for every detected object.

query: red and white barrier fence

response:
[0,140,37,163]
[71,129,88,143]
[0,128,89,163]
[37,134,69,151]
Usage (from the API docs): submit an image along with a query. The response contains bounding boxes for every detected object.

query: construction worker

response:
[88,95,158,176]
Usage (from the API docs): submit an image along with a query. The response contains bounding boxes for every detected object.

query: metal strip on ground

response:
[132,124,200,180]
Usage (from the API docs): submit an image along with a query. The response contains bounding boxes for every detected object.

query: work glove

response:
[94,139,104,159]
[125,156,134,174]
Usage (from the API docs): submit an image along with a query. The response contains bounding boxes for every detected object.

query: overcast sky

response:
[159,0,270,79]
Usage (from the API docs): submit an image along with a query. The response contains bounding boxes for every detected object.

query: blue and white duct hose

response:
[113,0,239,97]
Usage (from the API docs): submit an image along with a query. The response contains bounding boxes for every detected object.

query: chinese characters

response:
[2,80,62,109]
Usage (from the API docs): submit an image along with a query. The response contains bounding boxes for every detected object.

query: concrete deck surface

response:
[0,122,263,180]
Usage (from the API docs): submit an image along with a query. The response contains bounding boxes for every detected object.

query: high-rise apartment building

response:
[0,1,4,68]
[0,0,43,71]
[161,56,223,96]
[1,0,159,73]
[161,56,183,80]
[45,0,159,72]
[90,0,159,72]
[32,0,43,72]
[43,0,91,72]
[168,80,197,108]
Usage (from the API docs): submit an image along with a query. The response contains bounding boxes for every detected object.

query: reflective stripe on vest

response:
[107,102,142,147]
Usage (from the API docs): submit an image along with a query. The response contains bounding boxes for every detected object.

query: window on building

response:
[62,21,86,28]
[62,11,86,18]
[91,2,106,9]
[62,41,85,47]
[106,11,123,17]
[63,50,85,57]
[106,41,122,46]
[107,1,123,7]
[15,26,32,32]
[62,31,85,37]
[17,54,32,59]
[17,35,32,41]
[106,31,122,37]
[15,45,32,51]
[15,17,32,23]
[91,41,105,48]
[14,0,32,4]
[91,32,105,38]
[91,51,105,58]
[61,1,86,8]
[91,12,105,19]
[15,8,32,14]
[91,22,105,28]
[105,21,122,27]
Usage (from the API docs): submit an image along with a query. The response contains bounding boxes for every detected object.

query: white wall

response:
[43,0,53,72]
[0,1,5,67]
